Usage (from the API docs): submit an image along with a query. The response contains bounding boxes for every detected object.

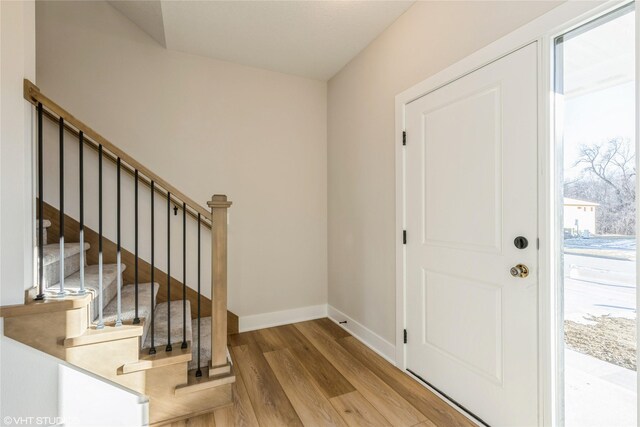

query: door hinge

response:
[402,131,406,146]
[403,230,407,244]
[537,238,540,250]
[404,329,408,344]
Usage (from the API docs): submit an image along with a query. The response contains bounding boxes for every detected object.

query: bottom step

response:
[175,365,235,395]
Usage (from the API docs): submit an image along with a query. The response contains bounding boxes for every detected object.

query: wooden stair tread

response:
[174,366,236,395]
[64,321,143,347]
[0,293,92,318]
[121,343,193,374]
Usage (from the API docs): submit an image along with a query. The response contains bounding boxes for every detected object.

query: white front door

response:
[405,43,539,427]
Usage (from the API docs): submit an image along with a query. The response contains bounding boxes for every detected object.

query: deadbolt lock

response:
[510,264,529,278]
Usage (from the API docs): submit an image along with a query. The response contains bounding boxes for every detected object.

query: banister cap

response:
[207,194,232,209]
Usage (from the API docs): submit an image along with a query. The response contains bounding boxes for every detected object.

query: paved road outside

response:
[563,248,637,427]
[564,253,636,322]
[565,236,635,261]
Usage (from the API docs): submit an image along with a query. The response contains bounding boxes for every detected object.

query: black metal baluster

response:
[150,180,156,355]
[115,158,123,326]
[166,192,172,352]
[196,213,202,377]
[78,131,86,295]
[56,117,65,297]
[182,202,187,349]
[97,145,104,329]
[36,103,44,301]
[133,170,140,324]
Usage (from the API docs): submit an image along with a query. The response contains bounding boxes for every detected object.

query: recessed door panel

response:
[423,86,503,253]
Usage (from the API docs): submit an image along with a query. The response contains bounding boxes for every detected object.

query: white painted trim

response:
[238,304,327,333]
[327,305,396,363]
[636,2,640,423]
[394,2,626,426]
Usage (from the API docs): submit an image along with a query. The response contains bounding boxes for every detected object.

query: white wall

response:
[36,1,328,319]
[1,0,35,304]
[0,2,62,423]
[0,321,60,424]
[59,363,148,426]
[327,1,562,344]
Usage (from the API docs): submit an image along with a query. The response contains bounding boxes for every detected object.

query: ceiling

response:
[108,1,414,80]
[562,9,635,98]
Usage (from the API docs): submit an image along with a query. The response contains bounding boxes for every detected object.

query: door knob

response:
[510,264,529,278]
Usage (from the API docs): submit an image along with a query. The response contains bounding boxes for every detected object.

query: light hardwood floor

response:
[169,318,475,426]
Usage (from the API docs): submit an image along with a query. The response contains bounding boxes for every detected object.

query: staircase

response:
[0,80,235,426]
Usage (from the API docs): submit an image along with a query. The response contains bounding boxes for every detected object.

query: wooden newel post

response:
[207,194,232,376]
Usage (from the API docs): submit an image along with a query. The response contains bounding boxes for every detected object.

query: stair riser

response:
[146,364,233,425]
[44,252,84,289]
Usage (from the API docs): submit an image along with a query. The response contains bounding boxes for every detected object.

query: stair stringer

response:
[1,296,233,425]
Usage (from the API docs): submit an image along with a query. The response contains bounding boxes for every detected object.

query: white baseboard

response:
[238,304,328,332]
[327,305,396,364]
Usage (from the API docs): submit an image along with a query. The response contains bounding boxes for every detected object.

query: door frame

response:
[394,1,638,426]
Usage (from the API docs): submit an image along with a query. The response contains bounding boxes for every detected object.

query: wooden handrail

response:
[23,79,212,223]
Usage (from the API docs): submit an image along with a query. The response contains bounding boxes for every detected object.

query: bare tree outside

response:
[565,137,636,236]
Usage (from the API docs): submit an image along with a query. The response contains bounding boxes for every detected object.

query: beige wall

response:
[327,1,561,343]
[36,1,328,319]
[1,1,61,422]
[1,0,35,304]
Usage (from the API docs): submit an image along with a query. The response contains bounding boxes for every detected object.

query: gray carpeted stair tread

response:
[37,220,51,245]
[61,264,124,320]
[189,317,211,371]
[142,300,192,351]
[42,242,89,266]
[43,242,90,288]
[101,282,159,347]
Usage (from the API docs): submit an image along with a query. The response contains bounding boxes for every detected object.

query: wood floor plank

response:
[184,412,215,427]
[329,391,392,427]
[213,357,259,427]
[228,331,251,347]
[338,336,475,427]
[314,317,351,339]
[411,420,439,427]
[264,348,348,426]
[252,327,285,353]
[272,323,309,348]
[288,334,356,399]
[230,342,303,426]
[252,324,307,353]
[295,320,425,427]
